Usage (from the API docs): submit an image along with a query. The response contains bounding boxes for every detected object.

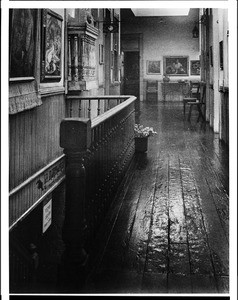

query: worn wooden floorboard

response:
[84,102,229,294]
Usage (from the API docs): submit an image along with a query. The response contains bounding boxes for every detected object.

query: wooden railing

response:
[59,95,136,287]
[66,94,132,119]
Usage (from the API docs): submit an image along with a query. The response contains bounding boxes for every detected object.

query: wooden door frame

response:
[121,33,143,101]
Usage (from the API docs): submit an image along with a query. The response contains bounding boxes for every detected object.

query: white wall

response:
[122,9,201,100]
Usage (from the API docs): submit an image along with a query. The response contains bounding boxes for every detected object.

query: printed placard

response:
[42,199,52,233]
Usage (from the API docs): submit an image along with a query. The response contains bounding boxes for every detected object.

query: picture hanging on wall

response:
[41,9,63,82]
[163,56,189,76]
[9,9,37,79]
[146,60,161,75]
[190,60,200,75]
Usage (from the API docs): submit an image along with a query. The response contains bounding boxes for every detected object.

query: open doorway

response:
[123,51,140,120]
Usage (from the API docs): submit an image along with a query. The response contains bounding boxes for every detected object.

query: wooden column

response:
[59,118,91,291]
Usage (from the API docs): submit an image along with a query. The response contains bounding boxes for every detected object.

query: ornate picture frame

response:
[190,60,201,75]
[41,9,63,82]
[146,60,161,75]
[9,9,37,80]
[163,56,189,76]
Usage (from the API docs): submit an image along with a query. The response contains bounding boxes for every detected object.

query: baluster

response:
[74,35,79,81]
[68,36,72,81]
[107,99,110,110]
[117,98,120,106]
[88,99,91,118]
[69,100,73,118]
[93,126,99,233]
[97,99,101,116]
[78,99,82,117]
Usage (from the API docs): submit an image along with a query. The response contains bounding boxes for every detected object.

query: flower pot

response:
[135,137,148,153]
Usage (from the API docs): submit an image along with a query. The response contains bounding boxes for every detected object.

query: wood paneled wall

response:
[9,94,66,191]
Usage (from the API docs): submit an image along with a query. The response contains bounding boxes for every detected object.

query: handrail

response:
[66,95,134,100]
[92,96,136,128]
[65,94,136,119]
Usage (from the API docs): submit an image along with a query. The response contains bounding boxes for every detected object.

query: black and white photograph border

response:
[1,1,237,300]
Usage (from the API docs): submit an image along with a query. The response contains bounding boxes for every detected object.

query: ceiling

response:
[121,8,199,25]
[131,8,190,17]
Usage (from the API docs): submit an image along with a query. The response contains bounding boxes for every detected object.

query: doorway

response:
[123,51,140,120]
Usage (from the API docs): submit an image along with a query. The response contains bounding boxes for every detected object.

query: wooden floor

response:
[84,101,229,294]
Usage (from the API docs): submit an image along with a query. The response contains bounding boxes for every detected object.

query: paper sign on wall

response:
[42,199,52,233]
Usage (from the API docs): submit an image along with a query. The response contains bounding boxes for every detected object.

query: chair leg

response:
[197,105,206,122]
[187,104,193,121]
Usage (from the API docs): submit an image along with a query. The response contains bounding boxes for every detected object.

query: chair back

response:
[146,80,158,92]
[190,81,200,98]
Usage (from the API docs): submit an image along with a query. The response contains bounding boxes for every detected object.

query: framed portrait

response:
[99,44,104,64]
[163,56,189,76]
[190,60,200,75]
[146,60,161,75]
[9,9,37,80]
[41,9,63,82]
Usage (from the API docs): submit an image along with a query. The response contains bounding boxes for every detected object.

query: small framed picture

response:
[190,60,201,75]
[41,9,63,82]
[99,44,104,64]
[146,60,161,75]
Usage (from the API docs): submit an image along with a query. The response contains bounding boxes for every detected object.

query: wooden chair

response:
[183,81,200,116]
[187,84,206,122]
[146,80,158,102]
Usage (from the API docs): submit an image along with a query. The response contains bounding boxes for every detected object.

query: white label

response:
[42,199,52,233]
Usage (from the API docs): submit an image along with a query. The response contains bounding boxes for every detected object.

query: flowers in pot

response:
[134,124,157,152]
[134,124,157,138]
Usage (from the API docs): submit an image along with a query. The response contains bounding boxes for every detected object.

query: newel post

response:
[59,118,91,290]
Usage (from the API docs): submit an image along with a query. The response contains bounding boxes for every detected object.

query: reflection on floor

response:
[84,101,229,294]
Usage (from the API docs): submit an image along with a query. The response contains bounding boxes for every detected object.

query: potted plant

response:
[134,124,157,152]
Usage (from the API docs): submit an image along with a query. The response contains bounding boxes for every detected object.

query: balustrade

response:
[66,94,129,119]
[59,95,136,288]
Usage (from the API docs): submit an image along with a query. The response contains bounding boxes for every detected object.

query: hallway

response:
[84,101,229,294]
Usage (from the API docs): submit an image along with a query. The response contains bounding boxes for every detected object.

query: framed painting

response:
[163,56,189,76]
[9,9,37,80]
[190,60,200,75]
[41,9,63,82]
[146,60,161,75]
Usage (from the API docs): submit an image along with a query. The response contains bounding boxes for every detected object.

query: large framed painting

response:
[190,60,200,75]
[146,60,161,75]
[9,9,37,80]
[41,9,63,82]
[163,56,189,76]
